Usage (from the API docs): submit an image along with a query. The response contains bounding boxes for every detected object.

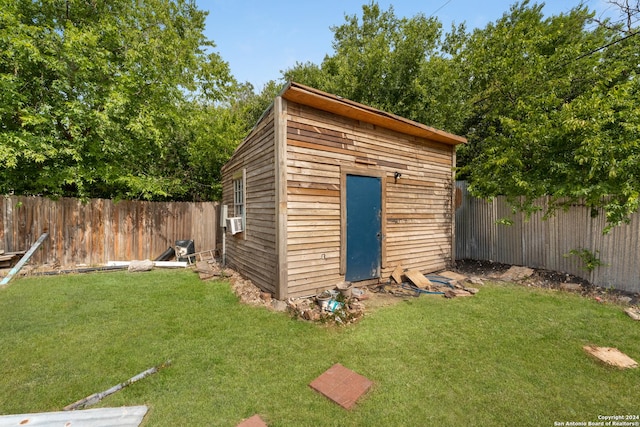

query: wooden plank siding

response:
[221,83,464,299]
[221,108,278,295]
[0,196,217,267]
[284,101,455,298]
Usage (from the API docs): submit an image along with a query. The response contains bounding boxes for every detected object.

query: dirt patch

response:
[196,259,639,323]
[221,267,369,325]
[454,259,639,306]
[358,291,403,309]
[220,265,483,325]
[453,259,513,277]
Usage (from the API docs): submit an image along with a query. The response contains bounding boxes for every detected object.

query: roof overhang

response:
[279,81,466,146]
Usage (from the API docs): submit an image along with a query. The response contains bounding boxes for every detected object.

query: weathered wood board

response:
[221,83,464,299]
[0,196,217,268]
[404,269,433,289]
[391,264,404,284]
[583,345,638,369]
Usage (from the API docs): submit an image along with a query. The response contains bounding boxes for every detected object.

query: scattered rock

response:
[194,260,212,272]
[228,272,264,307]
[128,259,154,272]
[468,277,485,286]
[350,301,366,311]
[288,298,312,311]
[198,271,215,280]
[303,309,321,321]
[560,283,582,292]
[500,266,534,281]
[617,296,632,305]
[195,260,223,280]
[463,287,480,295]
[214,265,367,325]
[271,299,288,312]
[438,270,468,287]
[444,289,473,298]
[355,293,369,301]
[456,259,639,307]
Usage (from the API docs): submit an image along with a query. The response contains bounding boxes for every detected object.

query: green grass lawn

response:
[1,270,639,426]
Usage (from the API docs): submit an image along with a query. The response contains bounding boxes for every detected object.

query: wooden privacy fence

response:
[0,196,218,267]
[455,181,640,294]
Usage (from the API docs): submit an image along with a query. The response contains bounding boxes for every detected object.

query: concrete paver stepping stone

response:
[309,363,373,410]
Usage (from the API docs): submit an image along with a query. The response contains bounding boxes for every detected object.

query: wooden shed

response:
[221,82,466,299]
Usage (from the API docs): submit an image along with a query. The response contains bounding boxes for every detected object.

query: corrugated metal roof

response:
[0,406,148,427]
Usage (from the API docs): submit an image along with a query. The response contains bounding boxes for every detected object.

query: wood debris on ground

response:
[444,289,473,298]
[198,262,367,324]
[404,269,433,289]
[583,345,638,369]
[194,260,225,280]
[1,232,49,286]
[624,307,640,321]
[391,264,404,284]
[64,361,171,411]
[373,268,481,299]
[194,260,478,325]
[0,251,25,268]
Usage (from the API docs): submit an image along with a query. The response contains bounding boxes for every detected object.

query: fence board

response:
[0,196,217,267]
[455,181,640,294]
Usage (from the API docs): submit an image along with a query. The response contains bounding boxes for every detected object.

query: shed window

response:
[233,178,244,217]
[232,169,246,231]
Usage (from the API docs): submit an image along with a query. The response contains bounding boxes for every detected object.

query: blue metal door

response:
[346,175,381,282]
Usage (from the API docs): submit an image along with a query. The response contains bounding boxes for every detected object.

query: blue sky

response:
[195,0,616,89]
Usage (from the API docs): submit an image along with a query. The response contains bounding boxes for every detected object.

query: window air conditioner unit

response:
[227,217,243,235]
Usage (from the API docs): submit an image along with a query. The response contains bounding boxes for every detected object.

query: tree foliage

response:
[284,0,640,230]
[3,0,639,224]
[0,0,235,200]
[184,81,282,200]
[284,2,464,132]
[455,1,640,229]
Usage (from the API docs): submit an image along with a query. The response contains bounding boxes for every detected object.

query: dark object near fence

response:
[175,240,195,263]
[154,246,176,261]
[0,196,217,268]
[0,251,25,268]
